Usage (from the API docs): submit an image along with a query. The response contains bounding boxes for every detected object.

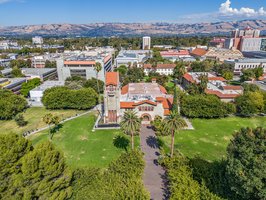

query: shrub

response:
[0,90,28,120]
[181,94,235,118]
[14,114,28,127]
[21,78,41,97]
[42,87,98,110]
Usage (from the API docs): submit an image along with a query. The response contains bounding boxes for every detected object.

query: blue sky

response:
[0,0,266,26]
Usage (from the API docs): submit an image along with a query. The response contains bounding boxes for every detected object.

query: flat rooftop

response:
[21,68,56,76]
[31,81,65,92]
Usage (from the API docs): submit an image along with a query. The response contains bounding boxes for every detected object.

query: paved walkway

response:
[140,125,168,200]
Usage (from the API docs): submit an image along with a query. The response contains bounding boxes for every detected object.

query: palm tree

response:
[164,111,187,157]
[120,110,141,150]
[94,62,102,102]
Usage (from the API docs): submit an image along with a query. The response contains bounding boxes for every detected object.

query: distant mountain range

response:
[1,20,266,37]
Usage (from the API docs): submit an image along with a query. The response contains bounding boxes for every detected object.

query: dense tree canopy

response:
[161,155,222,200]
[71,150,149,200]
[181,94,235,118]
[0,134,72,199]
[42,87,98,110]
[235,92,264,116]
[226,127,266,200]
[0,90,28,120]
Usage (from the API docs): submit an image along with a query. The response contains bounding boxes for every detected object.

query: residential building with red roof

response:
[104,72,173,124]
[182,72,243,102]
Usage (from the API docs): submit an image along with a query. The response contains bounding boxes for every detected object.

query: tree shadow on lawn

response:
[113,135,130,152]
[50,124,64,140]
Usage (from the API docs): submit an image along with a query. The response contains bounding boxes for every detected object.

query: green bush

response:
[181,94,235,118]
[42,87,98,110]
[0,90,28,120]
[21,78,41,97]
[14,114,28,127]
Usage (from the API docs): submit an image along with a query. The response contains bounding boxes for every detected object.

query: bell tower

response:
[104,72,121,124]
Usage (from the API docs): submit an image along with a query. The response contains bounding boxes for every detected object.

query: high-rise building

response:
[32,36,44,45]
[142,36,151,50]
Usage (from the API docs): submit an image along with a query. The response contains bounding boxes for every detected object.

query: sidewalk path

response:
[140,125,168,200]
[24,105,101,137]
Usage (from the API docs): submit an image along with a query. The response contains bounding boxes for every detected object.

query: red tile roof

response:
[191,48,207,57]
[156,64,176,69]
[222,85,243,90]
[206,90,241,99]
[121,84,129,95]
[183,73,195,83]
[106,72,119,86]
[159,85,167,94]
[120,102,135,109]
[64,61,96,65]
[134,100,157,106]
[164,109,170,116]
[208,77,226,82]
[143,64,152,69]
[160,50,189,57]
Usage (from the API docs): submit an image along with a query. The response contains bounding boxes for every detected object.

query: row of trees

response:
[0,133,149,199]
[0,90,27,120]
[42,87,98,110]
[20,78,41,97]
[181,94,235,118]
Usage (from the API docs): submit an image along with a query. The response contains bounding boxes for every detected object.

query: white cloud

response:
[0,0,12,3]
[219,0,266,17]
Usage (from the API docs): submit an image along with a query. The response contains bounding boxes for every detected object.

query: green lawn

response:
[160,117,266,161]
[29,113,139,169]
[0,107,85,134]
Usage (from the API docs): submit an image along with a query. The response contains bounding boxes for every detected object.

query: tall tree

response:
[173,62,186,84]
[120,110,141,150]
[164,111,187,157]
[226,127,266,200]
[198,74,208,94]
[94,62,102,101]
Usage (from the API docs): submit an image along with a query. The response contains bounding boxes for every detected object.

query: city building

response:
[29,81,65,103]
[32,36,44,45]
[0,68,12,77]
[57,54,112,82]
[191,47,243,61]
[0,78,26,94]
[0,40,20,50]
[143,36,151,50]
[21,68,57,81]
[209,38,226,48]
[160,50,190,62]
[225,58,266,75]
[225,28,266,52]
[114,50,152,67]
[143,63,176,76]
[153,45,174,49]
[31,54,59,68]
[104,72,174,124]
[182,72,243,102]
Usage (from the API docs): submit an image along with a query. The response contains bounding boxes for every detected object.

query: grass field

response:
[0,107,85,134]
[160,117,266,161]
[29,113,139,169]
